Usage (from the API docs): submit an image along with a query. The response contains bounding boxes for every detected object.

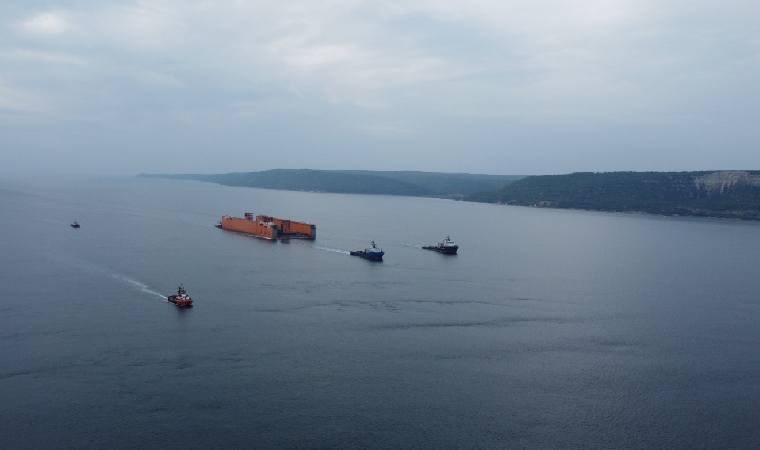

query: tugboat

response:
[350,241,385,262]
[423,236,459,255]
[167,285,193,308]
[70,220,80,229]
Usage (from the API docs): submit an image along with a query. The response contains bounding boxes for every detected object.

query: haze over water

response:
[1,177,760,448]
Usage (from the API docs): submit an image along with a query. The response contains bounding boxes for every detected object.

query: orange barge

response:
[217,212,316,240]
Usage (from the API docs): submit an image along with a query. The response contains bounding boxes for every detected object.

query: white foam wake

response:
[315,246,350,255]
[110,274,168,299]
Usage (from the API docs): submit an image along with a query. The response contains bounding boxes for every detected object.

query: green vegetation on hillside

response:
[141,169,523,198]
[469,171,760,220]
[142,169,760,220]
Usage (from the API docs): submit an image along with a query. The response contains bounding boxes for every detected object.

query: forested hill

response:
[468,171,760,220]
[141,169,523,198]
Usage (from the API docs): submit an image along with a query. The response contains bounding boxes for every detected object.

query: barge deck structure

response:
[217,212,316,240]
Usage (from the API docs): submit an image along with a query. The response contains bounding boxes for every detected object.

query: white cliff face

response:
[694,171,760,194]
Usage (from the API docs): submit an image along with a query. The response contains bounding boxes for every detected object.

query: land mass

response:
[140,169,524,199]
[468,171,760,220]
[141,169,760,221]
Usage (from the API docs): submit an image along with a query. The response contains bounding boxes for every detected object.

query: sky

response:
[1,0,759,176]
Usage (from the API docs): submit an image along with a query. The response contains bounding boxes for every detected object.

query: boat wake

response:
[110,274,168,300]
[47,255,169,300]
[42,218,71,226]
[315,246,350,255]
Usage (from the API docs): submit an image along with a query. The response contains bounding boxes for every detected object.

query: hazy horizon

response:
[2,1,760,176]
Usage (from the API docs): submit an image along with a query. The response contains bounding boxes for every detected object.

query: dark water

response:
[1,176,760,449]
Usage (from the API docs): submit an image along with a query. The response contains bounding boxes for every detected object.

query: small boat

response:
[350,241,385,262]
[70,221,80,229]
[167,285,193,308]
[423,236,459,255]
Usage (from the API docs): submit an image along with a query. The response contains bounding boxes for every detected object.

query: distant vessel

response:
[70,221,80,229]
[423,236,458,255]
[167,285,193,308]
[350,241,384,262]
[217,212,316,240]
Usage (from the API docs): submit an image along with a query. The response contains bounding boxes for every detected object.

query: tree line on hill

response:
[467,171,760,220]
[141,169,524,199]
[141,169,760,220]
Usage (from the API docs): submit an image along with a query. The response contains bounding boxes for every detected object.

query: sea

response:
[1,176,759,449]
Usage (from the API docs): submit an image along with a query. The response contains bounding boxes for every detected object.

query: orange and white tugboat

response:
[167,285,193,308]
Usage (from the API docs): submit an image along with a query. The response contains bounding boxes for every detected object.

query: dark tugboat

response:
[167,285,193,308]
[350,241,384,262]
[70,220,80,229]
[423,236,459,255]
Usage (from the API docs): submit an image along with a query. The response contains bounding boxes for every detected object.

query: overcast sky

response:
[1,1,759,175]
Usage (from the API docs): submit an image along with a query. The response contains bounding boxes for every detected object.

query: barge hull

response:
[218,212,316,241]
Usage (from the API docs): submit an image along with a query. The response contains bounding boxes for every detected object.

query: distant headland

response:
[468,170,760,221]
[140,169,760,221]
[139,169,524,200]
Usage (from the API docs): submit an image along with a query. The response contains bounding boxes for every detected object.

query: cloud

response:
[0,78,49,114]
[132,69,183,88]
[1,0,760,174]
[19,12,69,35]
[11,49,86,65]
[279,44,359,68]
